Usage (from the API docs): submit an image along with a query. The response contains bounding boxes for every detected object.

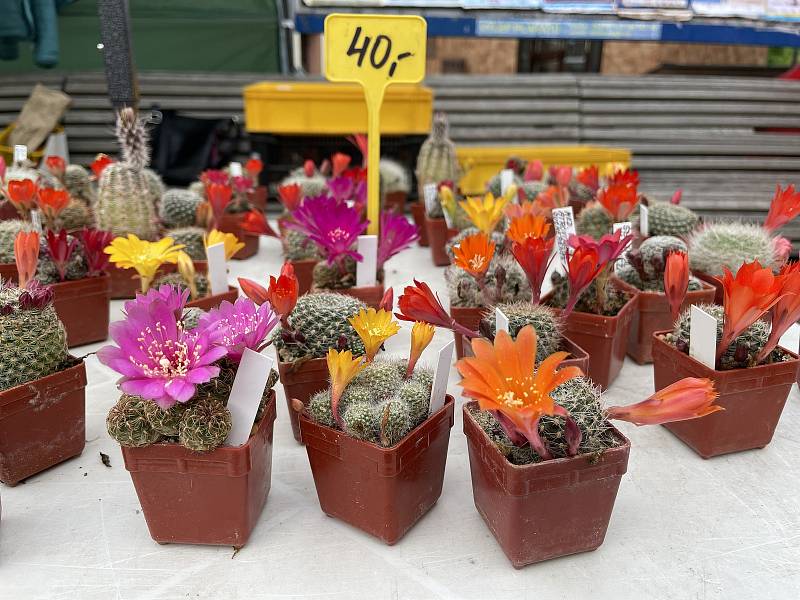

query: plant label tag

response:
[229,161,243,177]
[551,206,576,268]
[612,221,633,275]
[639,204,649,237]
[423,183,438,215]
[13,145,27,164]
[500,168,514,196]
[356,234,378,287]
[30,210,42,232]
[225,348,274,447]
[495,307,509,333]
[429,339,454,415]
[205,242,228,296]
[689,305,717,369]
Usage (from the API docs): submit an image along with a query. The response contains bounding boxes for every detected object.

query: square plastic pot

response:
[247,186,268,211]
[652,332,800,458]
[50,274,111,347]
[121,391,277,547]
[219,213,259,259]
[288,258,317,296]
[299,395,455,545]
[614,277,716,365]
[324,282,385,310]
[693,271,724,304]
[463,401,630,568]
[277,357,329,443]
[384,191,407,213]
[0,360,87,486]
[185,286,239,311]
[410,203,429,246]
[451,305,486,360]
[107,261,209,300]
[424,215,457,266]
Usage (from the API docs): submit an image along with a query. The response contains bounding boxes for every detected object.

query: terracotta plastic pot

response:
[50,274,111,347]
[289,258,317,296]
[0,200,18,220]
[219,213,259,260]
[425,215,457,267]
[463,401,630,567]
[614,277,716,365]
[121,391,277,547]
[278,357,328,442]
[299,395,455,545]
[0,262,15,282]
[0,360,86,486]
[462,334,590,374]
[384,191,407,213]
[338,282,385,309]
[186,286,239,311]
[247,186,268,211]
[451,305,485,360]
[693,271,723,304]
[652,332,800,458]
[410,203,428,246]
[548,287,639,390]
[107,261,209,300]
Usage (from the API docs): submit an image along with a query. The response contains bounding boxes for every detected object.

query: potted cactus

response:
[460,324,721,567]
[295,302,453,544]
[379,157,411,213]
[276,183,320,295]
[576,169,641,238]
[244,155,267,210]
[99,287,280,547]
[615,236,715,363]
[652,258,800,458]
[0,280,87,485]
[546,230,639,389]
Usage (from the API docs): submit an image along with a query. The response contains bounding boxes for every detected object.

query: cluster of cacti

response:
[313,257,352,290]
[159,189,202,228]
[282,167,328,199]
[667,303,773,370]
[272,292,367,362]
[163,226,207,261]
[688,222,779,277]
[644,201,699,237]
[284,228,322,261]
[576,204,613,239]
[56,199,94,231]
[548,272,629,316]
[0,282,70,391]
[36,234,89,284]
[107,358,279,451]
[153,271,210,298]
[446,254,531,308]
[482,302,563,362]
[445,227,505,260]
[415,112,461,190]
[63,164,95,205]
[379,158,411,195]
[94,108,160,240]
[309,357,434,447]
[0,219,34,263]
[471,376,616,464]
[616,235,702,292]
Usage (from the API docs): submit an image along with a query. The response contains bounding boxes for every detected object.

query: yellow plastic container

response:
[0,123,55,165]
[456,145,631,195]
[243,81,433,135]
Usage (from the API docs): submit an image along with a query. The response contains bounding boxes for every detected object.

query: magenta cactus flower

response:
[327,176,354,203]
[124,284,189,318]
[378,211,419,269]
[285,195,367,265]
[97,297,226,409]
[198,297,279,362]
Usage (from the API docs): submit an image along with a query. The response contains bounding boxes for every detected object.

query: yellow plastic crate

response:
[456,145,631,195]
[0,123,57,165]
[243,81,433,135]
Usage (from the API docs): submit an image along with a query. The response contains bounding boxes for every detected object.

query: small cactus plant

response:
[646,200,699,237]
[36,233,89,284]
[549,272,629,316]
[576,203,613,239]
[55,199,94,231]
[616,235,702,293]
[415,112,461,190]
[63,164,96,205]
[482,302,563,362]
[0,219,34,263]
[284,228,322,261]
[281,166,328,199]
[688,222,779,277]
[446,253,531,308]
[163,226,206,261]
[159,189,202,228]
[153,271,209,298]
[379,157,411,196]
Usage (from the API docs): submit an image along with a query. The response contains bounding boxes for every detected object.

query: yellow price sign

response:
[325,13,427,235]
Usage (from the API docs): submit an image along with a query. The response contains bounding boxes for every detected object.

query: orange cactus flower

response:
[512,236,554,304]
[245,157,263,179]
[608,168,639,187]
[238,277,268,305]
[266,262,299,324]
[664,251,689,321]
[597,181,639,222]
[607,377,721,425]
[327,348,366,426]
[278,183,302,212]
[240,209,277,237]
[14,230,40,288]
[505,199,543,220]
[757,261,800,363]
[763,184,800,232]
[205,182,232,224]
[6,178,38,214]
[406,321,435,378]
[36,188,70,228]
[457,325,584,460]
[716,260,786,363]
[452,232,495,279]
[90,154,114,179]
[331,152,351,177]
[45,156,66,179]
[507,214,551,244]
[576,165,599,192]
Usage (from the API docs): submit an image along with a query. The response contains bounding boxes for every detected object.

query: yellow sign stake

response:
[325,14,427,236]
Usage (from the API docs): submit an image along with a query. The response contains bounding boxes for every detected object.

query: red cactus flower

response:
[757,262,800,363]
[576,165,599,192]
[7,178,38,214]
[664,251,689,321]
[45,229,78,282]
[564,246,604,317]
[14,230,40,288]
[764,184,800,232]
[36,187,70,228]
[45,156,66,179]
[240,209,277,237]
[80,228,113,276]
[396,279,478,339]
[245,157,263,179]
[524,159,543,182]
[671,189,682,205]
[90,154,114,179]
[512,236,555,304]
[267,262,299,324]
[607,377,721,425]
[331,152,351,178]
[598,181,639,222]
[303,159,315,178]
[238,277,269,305]
[278,183,302,212]
[608,168,639,187]
[347,134,368,166]
[569,230,632,266]
[379,287,394,312]
[554,166,572,188]
[205,182,232,225]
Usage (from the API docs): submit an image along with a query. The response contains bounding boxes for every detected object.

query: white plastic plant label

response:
[639,204,649,237]
[224,348,275,447]
[551,206,576,268]
[205,242,228,296]
[612,221,633,275]
[495,307,509,333]
[13,145,27,164]
[229,161,243,177]
[500,168,514,196]
[30,210,42,232]
[356,234,378,287]
[423,183,438,215]
[429,339,454,415]
[689,305,717,369]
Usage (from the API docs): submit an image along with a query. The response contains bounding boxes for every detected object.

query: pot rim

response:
[0,358,86,407]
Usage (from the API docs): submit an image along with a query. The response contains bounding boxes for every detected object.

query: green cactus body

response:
[284,229,322,261]
[178,396,232,451]
[159,189,202,228]
[0,220,35,263]
[0,285,70,391]
[548,272,628,316]
[154,272,209,298]
[147,402,188,437]
[64,164,96,205]
[342,401,379,442]
[576,204,612,239]
[620,235,686,291]
[483,302,562,361]
[107,395,164,447]
[143,168,165,206]
[56,199,94,231]
[415,112,461,189]
[273,292,367,362]
[312,257,356,290]
[688,222,778,277]
[379,158,411,195]
[165,226,206,261]
[446,254,531,308]
[282,168,328,199]
[36,234,89,284]
[646,201,699,237]
[181,306,204,330]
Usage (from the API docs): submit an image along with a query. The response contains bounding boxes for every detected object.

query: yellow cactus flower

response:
[176,251,199,299]
[439,185,458,224]
[204,229,244,261]
[406,322,435,378]
[349,307,401,362]
[459,192,509,235]
[104,234,185,293]
[327,348,366,425]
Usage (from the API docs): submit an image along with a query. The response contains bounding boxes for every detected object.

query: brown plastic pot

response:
[186,286,239,311]
[247,186,268,211]
[462,334,590,374]
[0,360,87,486]
[338,282,385,309]
[547,287,639,390]
[652,332,800,458]
[278,357,329,443]
[425,215,457,267]
[49,274,111,347]
[384,191,407,213]
[107,261,209,300]
[463,401,630,567]
[299,395,455,545]
[614,277,716,365]
[410,203,428,246]
[219,213,259,260]
[121,391,277,547]
[694,271,723,304]
[0,200,18,220]
[0,262,15,282]
[451,305,485,360]
[289,258,317,296]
